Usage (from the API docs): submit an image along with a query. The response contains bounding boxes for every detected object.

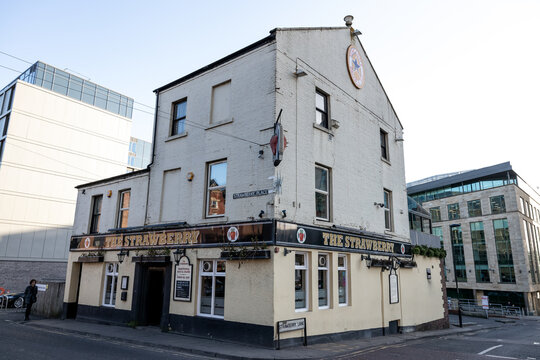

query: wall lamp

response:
[281,209,287,218]
[173,248,185,265]
[259,210,265,218]
[374,202,384,208]
[284,248,294,256]
[117,249,129,264]
[352,29,362,36]
[361,254,372,268]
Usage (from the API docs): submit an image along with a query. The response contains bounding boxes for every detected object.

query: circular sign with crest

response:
[297,228,306,244]
[84,237,91,248]
[346,45,365,89]
[227,227,239,242]
[400,244,406,255]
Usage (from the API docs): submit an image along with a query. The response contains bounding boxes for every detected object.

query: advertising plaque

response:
[174,256,193,302]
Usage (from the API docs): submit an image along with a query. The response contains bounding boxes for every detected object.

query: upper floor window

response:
[210,80,231,124]
[467,199,482,217]
[90,195,103,234]
[430,207,441,222]
[117,190,130,228]
[171,99,187,136]
[315,90,329,128]
[448,203,460,220]
[380,129,389,161]
[490,195,506,214]
[1,87,13,115]
[315,165,331,221]
[384,189,393,231]
[206,161,227,217]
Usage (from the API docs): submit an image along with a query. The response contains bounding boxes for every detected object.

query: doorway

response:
[146,267,165,326]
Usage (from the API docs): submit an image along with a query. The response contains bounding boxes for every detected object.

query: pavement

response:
[2,310,527,360]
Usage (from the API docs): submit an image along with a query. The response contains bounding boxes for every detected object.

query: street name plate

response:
[233,189,269,199]
[278,318,305,332]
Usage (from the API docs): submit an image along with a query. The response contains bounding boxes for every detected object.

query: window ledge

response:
[200,216,229,224]
[313,123,334,136]
[381,157,391,166]
[313,219,333,227]
[205,118,233,130]
[165,132,188,142]
[295,308,309,313]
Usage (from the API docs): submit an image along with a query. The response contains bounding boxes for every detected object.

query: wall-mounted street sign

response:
[174,256,193,302]
[232,189,270,199]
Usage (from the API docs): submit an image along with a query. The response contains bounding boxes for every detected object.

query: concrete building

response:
[64,19,447,347]
[0,61,133,291]
[408,162,540,315]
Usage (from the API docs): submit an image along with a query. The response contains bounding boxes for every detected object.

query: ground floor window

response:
[199,260,226,318]
[318,253,329,308]
[295,253,308,311]
[338,254,348,305]
[102,263,118,307]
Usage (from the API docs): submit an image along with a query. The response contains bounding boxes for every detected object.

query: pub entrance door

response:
[132,262,171,329]
[146,267,165,325]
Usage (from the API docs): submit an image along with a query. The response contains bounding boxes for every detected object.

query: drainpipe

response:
[144,90,160,225]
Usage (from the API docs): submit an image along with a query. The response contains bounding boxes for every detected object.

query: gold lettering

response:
[366,240,373,250]
[322,233,330,246]
[337,235,343,247]
[184,232,192,244]
[175,232,183,244]
[159,234,167,245]
[344,236,350,248]
[165,233,172,245]
[192,231,199,244]
[143,234,149,246]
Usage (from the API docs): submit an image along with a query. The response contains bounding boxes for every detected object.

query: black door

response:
[146,267,165,326]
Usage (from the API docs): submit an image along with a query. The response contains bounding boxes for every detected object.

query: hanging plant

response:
[412,245,446,259]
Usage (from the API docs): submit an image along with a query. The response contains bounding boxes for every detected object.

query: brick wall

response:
[0,260,67,292]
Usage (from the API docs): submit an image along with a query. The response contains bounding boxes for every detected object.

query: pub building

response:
[63,18,448,347]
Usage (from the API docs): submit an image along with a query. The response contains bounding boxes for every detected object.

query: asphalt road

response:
[0,312,212,360]
[343,319,540,360]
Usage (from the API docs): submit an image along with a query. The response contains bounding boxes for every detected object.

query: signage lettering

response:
[103,230,200,249]
[233,189,269,199]
[322,232,395,253]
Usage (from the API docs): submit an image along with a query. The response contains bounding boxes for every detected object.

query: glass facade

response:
[493,219,515,283]
[450,225,467,282]
[430,207,441,222]
[0,85,14,164]
[432,226,444,248]
[15,62,133,118]
[128,137,152,169]
[470,222,490,283]
[490,195,506,214]
[524,220,538,284]
[410,172,517,204]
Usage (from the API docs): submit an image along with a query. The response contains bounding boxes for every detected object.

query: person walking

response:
[23,279,38,321]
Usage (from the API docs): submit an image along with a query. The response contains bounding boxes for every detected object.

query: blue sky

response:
[1,0,539,186]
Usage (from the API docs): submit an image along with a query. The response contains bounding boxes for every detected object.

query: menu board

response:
[174,257,192,301]
[389,273,399,304]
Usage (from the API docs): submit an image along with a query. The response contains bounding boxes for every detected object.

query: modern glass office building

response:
[408,162,540,315]
[127,137,152,170]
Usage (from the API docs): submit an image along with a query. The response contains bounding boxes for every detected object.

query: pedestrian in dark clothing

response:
[23,279,38,321]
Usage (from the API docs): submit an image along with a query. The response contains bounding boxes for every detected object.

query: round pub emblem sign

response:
[346,45,365,89]
[84,237,91,248]
[227,227,239,242]
[297,228,306,244]
[400,244,406,255]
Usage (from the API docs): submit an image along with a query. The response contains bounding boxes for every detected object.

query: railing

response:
[448,298,523,317]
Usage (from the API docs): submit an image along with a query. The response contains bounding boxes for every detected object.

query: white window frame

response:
[318,253,330,309]
[380,128,389,161]
[384,189,393,231]
[295,252,309,312]
[338,254,348,306]
[102,263,118,307]
[206,160,227,218]
[197,259,226,319]
[116,189,130,228]
[315,89,329,129]
[315,165,331,221]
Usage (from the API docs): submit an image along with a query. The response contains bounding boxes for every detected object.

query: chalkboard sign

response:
[174,256,193,302]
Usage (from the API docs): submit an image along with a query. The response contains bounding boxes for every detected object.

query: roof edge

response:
[75,168,149,189]
[154,32,276,93]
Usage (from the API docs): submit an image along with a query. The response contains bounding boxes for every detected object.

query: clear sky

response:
[1,0,539,187]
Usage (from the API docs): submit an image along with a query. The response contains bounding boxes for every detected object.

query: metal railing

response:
[448,298,523,317]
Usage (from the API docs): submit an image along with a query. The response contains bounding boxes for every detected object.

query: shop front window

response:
[318,254,329,308]
[102,263,118,307]
[338,254,348,305]
[295,253,308,311]
[199,260,226,318]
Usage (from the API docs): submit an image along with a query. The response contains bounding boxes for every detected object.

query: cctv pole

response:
[450,225,463,328]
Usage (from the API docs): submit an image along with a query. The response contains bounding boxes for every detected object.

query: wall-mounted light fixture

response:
[107,190,112,198]
[258,150,264,159]
[352,29,362,36]
[426,268,432,280]
[281,209,287,218]
[173,248,185,265]
[259,210,265,218]
[117,249,129,264]
[361,254,372,268]
[284,248,293,256]
[374,202,384,208]
[186,172,194,182]
[294,68,307,77]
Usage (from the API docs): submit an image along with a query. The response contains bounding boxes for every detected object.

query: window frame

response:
[380,129,389,161]
[383,189,393,231]
[102,263,118,307]
[315,89,329,129]
[490,195,506,214]
[171,98,187,137]
[116,189,131,228]
[295,252,309,312]
[315,165,331,221]
[467,199,482,217]
[89,195,103,234]
[337,254,348,306]
[430,207,441,222]
[206,160,227,218]
[210,80,232,124]
[317,253,330,309]
[447,203,460,220]
[197,259,226,319]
